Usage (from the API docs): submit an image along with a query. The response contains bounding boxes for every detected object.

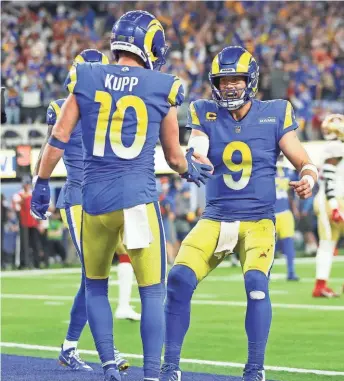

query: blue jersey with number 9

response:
[66,63,184,215]
[186,99,298,222]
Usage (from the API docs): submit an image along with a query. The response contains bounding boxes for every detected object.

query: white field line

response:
[1,342,343,376]
[2,293,344,311]
[218,256,344,268]
[205,274,344,283]
[1,256,344,278]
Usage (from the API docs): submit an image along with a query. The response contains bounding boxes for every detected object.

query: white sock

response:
[316,240,336,280]
[117,262,134,310]
[63,339,78,351]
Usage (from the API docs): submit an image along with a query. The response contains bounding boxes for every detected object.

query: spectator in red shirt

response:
[12,177,43,268]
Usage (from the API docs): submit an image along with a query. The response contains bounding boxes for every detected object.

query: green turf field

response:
[1,257,344,381]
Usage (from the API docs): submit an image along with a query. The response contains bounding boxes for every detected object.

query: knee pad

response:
[244,270,269,300]
[166,265,197,308]
[85,277,108,297]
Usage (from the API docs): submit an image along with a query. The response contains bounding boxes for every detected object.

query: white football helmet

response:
[321,114,344,142]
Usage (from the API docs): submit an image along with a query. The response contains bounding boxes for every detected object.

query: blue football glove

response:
[180,147,213,187]
[30,177,51,220]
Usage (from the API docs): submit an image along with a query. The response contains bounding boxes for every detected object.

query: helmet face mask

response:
[110,10,168,71]
[209,46,259,111]
[321,114,344,142]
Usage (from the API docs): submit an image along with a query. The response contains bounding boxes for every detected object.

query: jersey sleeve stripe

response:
[283,101,293,129]
[67,65,78,94]
[101,54,109,64]
[168,78,182,106]
[189,102,201,126]
[50,101,61,118]
[74,55,85,64]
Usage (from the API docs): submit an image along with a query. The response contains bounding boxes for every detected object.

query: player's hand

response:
[331,208,344,223]
[191,151,214,175]
[30,178,51,220]
[289,177,313,199]
[181,147,213,187]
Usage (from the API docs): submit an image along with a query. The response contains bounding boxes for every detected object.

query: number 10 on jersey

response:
[93,91,148,159]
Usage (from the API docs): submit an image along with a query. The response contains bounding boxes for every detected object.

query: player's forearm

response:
[38,144,64,179]
[34,125,54,176]
[279,131,318,184]
[166,149,188,174]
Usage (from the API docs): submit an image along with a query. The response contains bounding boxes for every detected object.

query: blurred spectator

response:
[296,196,318,256]
[5,79,21,124]
[270,61,290,100]
[1,209,19,269]
[1,2,343,127]
[173,179,194,251]
[319,67,337,100]
[1,86,7,123]
[290,82,313,140]
[12,177,43,268]
[46,209,66,265]
[1,194,9,255]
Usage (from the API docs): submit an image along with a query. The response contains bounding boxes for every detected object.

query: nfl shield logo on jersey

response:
[235,125,241,133]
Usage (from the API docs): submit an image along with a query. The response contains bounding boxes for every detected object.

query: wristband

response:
[302,174,315,189]
[36,177,49,185]
[300,164,318,181]
[48,136,67,150]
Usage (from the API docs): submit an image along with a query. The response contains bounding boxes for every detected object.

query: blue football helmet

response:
[110,10,168,70]
[73,49,109,64]
[209,46,259,111]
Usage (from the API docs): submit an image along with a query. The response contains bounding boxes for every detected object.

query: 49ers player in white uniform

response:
[313,114,344,298]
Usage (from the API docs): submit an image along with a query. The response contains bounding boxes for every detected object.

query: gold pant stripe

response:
[60,205,82,256]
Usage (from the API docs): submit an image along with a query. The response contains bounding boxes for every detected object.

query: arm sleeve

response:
[277,101,298,142]
[167,76,185,107]
[65,64,81,94]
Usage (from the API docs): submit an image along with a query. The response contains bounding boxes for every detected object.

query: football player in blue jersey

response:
[31,10,212,381]
[275,154,299,281]
[160,46,318,381]
[33,49,129,373]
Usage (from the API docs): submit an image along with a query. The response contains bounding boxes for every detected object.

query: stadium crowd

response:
[1,1,343,269]
[2,1,344,139]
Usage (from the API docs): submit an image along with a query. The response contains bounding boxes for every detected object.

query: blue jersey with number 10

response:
[187,99,298,222]
[66,63,184,215]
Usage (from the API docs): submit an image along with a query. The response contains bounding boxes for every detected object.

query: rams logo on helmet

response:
[110,10,168,71]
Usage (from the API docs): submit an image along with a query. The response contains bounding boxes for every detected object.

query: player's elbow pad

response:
[188,135,210,157]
